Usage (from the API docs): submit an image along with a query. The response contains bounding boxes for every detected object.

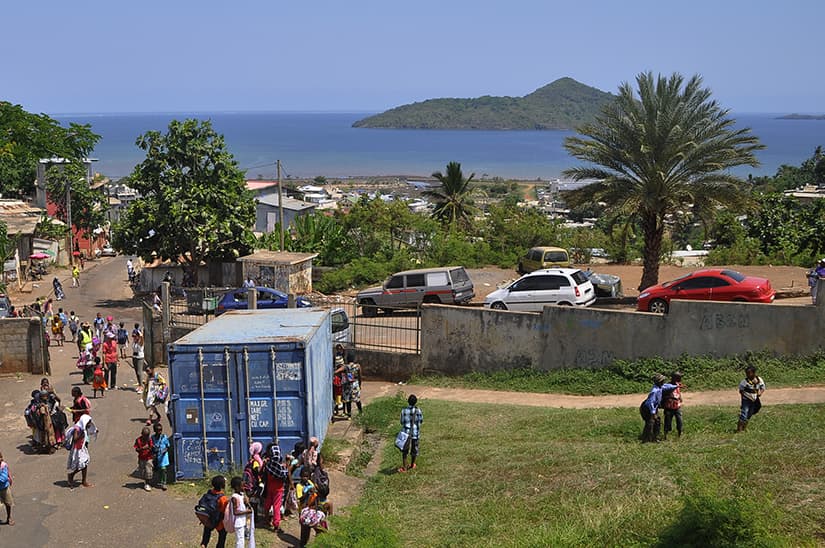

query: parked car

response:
[330,307,351,346]
[215,286,312,315]
[637,269,776,314]
[356,266,475,317]
[517,246,571,274]
[484,268,596,312]
[0,294,11,318]
[583,270,623,298]
[96,244,116,257]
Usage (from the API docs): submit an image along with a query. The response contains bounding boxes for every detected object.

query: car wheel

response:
[649,298,668,314]
[491,302,507,310]
[361,300,377,317]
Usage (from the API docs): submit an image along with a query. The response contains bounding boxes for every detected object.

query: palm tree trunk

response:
[639,211,664,291]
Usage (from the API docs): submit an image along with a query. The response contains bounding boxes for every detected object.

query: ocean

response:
[54,112,825,181]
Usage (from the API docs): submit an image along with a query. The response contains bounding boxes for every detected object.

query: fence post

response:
[162,281,171,342]
[288,294,296,308]
[248,287,257,310]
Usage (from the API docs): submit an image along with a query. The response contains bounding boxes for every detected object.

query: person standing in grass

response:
[662,371,684,439]
[640,374,678,443]
[398,394,423,472]
[737,365,765,432]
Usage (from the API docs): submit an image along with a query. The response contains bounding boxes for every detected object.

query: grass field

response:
[411,352,825,396]
[314,393,825,547]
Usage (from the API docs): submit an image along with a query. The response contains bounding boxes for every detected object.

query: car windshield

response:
[662,274,691,288]
[720,269,746,282]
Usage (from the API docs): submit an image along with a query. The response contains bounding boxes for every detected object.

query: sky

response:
[2,0,824,114]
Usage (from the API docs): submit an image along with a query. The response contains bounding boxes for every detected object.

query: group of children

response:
[332,344,362,419]
[641,366,767,442]
[133,422,171,491]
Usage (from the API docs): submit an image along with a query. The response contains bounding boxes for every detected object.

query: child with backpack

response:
[68,311,79,343]
[151,422,170,491]
[117,322,129,359]
[0,451,13,526]
[134,426,154,492]
[195,475,229,548]
[224,476,254,548]
[92,357,107,398]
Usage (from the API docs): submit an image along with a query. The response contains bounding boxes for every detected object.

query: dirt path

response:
[362,381,825,408]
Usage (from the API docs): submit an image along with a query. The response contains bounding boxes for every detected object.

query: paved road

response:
[0,257,201,547]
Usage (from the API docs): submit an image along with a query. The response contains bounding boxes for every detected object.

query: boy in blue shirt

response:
[151,422,170,490]
[640,374,678,443]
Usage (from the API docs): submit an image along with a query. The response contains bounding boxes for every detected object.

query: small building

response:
[0,199,46,264]
[238,251,318,294]
[255,192,316,232]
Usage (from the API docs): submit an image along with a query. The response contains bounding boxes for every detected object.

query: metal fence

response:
[310,296,421,355]
[167,287,230,329]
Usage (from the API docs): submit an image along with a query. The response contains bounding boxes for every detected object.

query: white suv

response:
[484,268,596,312]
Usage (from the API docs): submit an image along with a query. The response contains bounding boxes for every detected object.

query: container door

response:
[235,343,309,461]
[169,348,235,479]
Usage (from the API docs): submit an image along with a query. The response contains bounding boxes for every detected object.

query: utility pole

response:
[66,178,73,265]
[277,159,285,252]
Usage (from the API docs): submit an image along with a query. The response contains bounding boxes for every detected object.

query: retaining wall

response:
[0,318,49,374]
[421,298,825,375]
[356,348,422,382]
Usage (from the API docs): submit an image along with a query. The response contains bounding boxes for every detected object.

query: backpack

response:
[117,328,128,344]
[24,401,39,429]
[265,456,288,480]
[312,466,330,498]
[194,491,223,529]
[242,461,260,496]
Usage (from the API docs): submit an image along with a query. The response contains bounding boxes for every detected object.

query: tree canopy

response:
[563,72,763,290]
[0,102,99,197]
[425,162,477,230]
[112,119,255,281]
[45,162,106,241]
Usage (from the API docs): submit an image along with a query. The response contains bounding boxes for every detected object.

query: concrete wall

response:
[242,261,313,294]
[356,348,422,382]
[421,299,825,374]
[0,318,49,374]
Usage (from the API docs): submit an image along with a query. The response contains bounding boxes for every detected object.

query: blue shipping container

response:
[167,308,334,479]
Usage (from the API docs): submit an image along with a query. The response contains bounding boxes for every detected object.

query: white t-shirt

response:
[232,493,247,529]
[133,340,144,359]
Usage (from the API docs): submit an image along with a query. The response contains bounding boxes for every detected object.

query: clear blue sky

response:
[3,0,823,114]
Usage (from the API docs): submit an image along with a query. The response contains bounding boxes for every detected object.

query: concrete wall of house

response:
[243,261,313,294]
[421,299,825,374]
[0,318,49,374]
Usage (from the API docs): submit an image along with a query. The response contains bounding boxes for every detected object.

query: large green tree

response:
[563,72,763,290]
[424,161,477,230]
[0,102,99,196]
[45,162,106,241]
[112,119,255,284]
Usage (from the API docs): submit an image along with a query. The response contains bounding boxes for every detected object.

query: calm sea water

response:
[54,112,825,180]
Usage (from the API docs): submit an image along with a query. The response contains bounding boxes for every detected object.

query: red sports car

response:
[637,269,775,313]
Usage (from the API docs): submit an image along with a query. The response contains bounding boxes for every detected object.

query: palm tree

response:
[563,72,763,290]
[425,161,476,230]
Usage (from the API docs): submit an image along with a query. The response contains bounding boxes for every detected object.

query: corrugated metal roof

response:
[172,308,329,346]
[238,250,318,264]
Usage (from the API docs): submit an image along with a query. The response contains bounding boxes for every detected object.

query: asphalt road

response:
[0,257,202,547]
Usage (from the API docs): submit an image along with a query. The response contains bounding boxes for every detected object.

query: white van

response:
[484,268,596,312]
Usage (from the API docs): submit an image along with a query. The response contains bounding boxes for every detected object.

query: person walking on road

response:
[151,422,170,491]
[398,394,424,472]
[737,365,766,432]
[131,324,145,388]
[65,414,97,489]
[639,374,678,443]
[0,451,13,526]
[72,265,80,288]
[134,426,154,492]
[69,387,92,424]
[103,333,119,390]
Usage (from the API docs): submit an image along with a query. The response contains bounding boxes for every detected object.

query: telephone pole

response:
[277,160,285,252]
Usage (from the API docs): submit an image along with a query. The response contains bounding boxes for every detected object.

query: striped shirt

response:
[400,406,423,439]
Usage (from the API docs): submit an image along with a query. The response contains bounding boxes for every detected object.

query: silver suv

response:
[356,266,475,316]
[484,268,595,312]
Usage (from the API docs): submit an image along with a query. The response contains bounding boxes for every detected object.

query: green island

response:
[352,77,613,130]
[777,113,825,120]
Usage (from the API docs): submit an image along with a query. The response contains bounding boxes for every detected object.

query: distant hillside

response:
[352,77,613,130]
[777,113,825,120]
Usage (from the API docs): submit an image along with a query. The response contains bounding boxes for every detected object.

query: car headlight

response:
[639,292,650,299]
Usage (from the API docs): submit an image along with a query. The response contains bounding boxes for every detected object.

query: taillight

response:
[575,286,581,297]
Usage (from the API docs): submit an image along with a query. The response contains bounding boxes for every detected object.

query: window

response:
[544,251,568,262]
[406,274,426,287]
[232,292,248,302]
[706,277,731,288]
[386,276,403,289]
[511,278,538,292]
[676,277,715,290]
[529,250,542,261]
[427,271,449,286]
[721,270,746,282]
[570,271,589,285]
[531,276,557,290]
[331,311,348,333]
[449,268,469,283]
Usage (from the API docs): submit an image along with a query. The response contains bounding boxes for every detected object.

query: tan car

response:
[356,266,475,316]
[517,247,571,274]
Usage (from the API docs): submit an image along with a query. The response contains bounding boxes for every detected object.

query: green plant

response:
[319,436,348,466]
